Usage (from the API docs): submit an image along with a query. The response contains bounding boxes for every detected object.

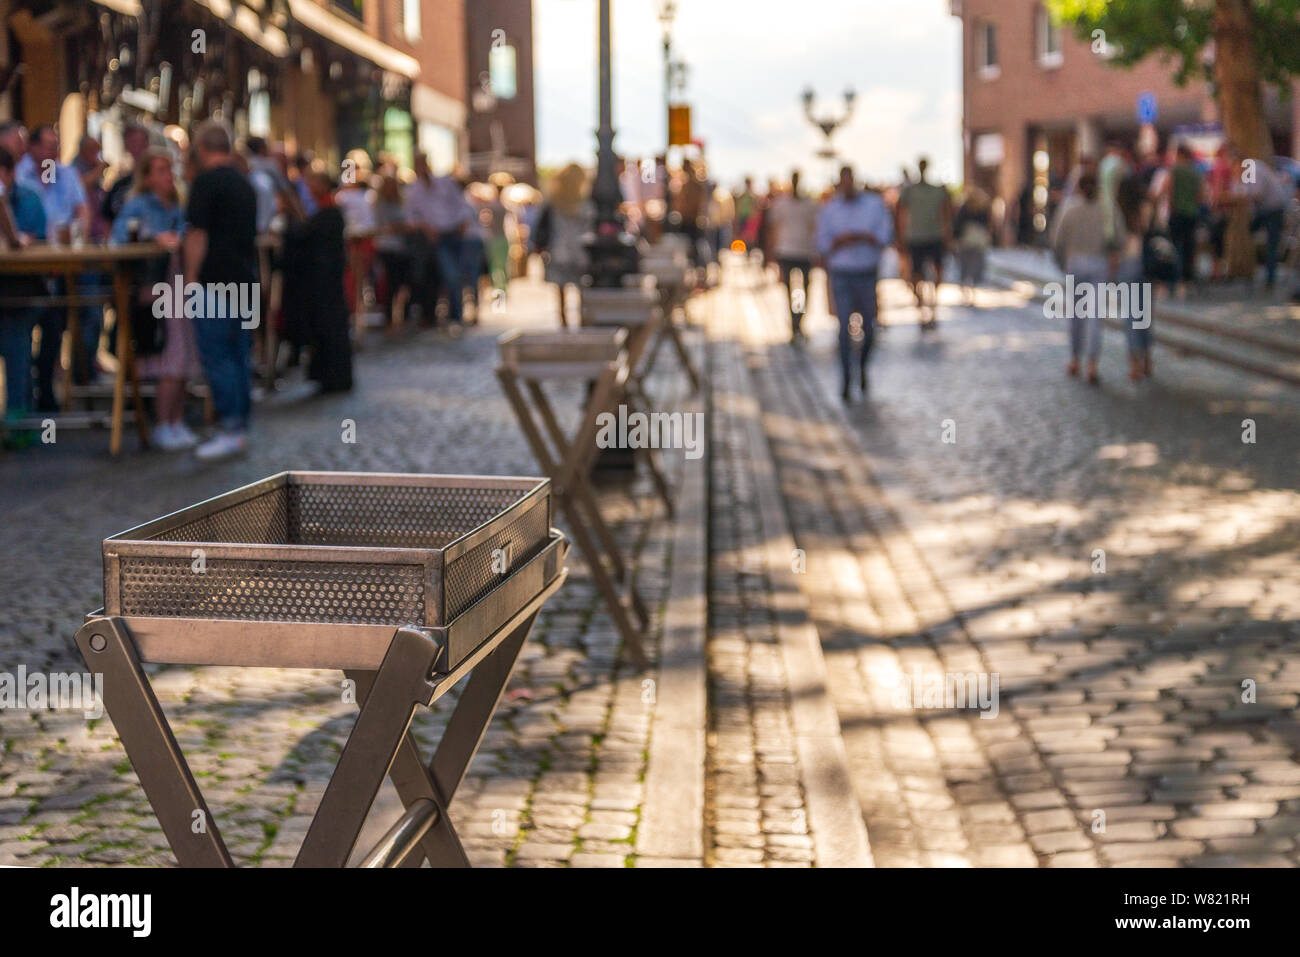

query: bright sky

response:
[534,0,962,190]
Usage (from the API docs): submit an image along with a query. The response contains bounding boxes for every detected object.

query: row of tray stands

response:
[73,241,704,869]
[496,239,706,671]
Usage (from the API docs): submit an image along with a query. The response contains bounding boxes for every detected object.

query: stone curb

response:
[719,328,873,869]
[637,326,708,864]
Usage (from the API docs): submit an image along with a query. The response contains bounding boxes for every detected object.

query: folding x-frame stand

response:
[74,567,566,868]
[582,282,702,398]
[497,331,670,669]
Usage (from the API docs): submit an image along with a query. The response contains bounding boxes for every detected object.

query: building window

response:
[402,0,420,40]
[331,0,364,20]
[1036,5,1063,68]
[977,20,999,80]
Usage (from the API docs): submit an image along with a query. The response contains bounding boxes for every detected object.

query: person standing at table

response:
[0,146,46,443]
[183,120,258,461]
[17,125,92,410]
[112,147,198,451]
[103,122,152,226]
[816,164,894,402]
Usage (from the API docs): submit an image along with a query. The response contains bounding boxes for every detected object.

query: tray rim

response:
[103,471,552,625]
[105,470,549,563]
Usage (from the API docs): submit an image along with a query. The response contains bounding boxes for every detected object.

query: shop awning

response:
[189,0,290,57]
[287,0,419,80]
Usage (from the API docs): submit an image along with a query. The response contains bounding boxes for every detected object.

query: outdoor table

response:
[76,471,568,867]
[0,242,162,454]
[496,328,663,669]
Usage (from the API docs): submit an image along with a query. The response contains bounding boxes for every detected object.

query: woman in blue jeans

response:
[1053,173,1121,385]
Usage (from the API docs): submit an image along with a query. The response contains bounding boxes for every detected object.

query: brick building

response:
[0,0,468,172]
[951,0,1299,229]
[463,0,536,184]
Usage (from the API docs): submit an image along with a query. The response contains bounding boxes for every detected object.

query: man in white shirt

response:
[766,170,819,343]
[406,153,473,326]
[1244,157,1294,289]
[817,165,894,402]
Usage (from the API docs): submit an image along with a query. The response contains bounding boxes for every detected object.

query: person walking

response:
[1247,156,1292,290]
[111,147,199,451]
[183,119,258,461]
[897,156,951,330]
[766,170,819,343]
[1052,173,1123,385]
[531,163,592,326]
[405,154,473,330]
[953,186,993,305]
[816,164,894,402]
[1116,175,1155,383]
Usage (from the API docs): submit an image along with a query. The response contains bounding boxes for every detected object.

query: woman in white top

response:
[1053,172,1124,385]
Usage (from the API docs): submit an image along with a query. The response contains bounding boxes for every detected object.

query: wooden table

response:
[0,242,163,455]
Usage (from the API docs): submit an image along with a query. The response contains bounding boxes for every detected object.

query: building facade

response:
[0,0,467,172]
[463,0,536,184]
[951,0,1299,234]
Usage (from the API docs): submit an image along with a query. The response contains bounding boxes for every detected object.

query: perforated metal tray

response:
[580,287,662,327]
[101,472,554,668]
[498,328,628,380]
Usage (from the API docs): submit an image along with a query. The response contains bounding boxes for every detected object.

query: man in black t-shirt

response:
[183,119,258,461]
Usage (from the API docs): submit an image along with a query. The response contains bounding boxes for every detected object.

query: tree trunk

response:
[1214,0,1269,279]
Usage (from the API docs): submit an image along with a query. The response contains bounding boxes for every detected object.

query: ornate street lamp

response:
[658,0,677,152]
[586,0,637,287]
[802,86,856,160]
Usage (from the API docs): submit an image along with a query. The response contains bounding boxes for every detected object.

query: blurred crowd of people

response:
[1047,136,1300,384]
[0,115,541,457]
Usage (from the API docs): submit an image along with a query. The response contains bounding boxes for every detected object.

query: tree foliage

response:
[1048,0,1300,90]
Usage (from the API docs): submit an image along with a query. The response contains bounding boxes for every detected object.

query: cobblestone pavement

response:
[705,331,815,867]
[734,258,1300,867]
[0,277,686,868]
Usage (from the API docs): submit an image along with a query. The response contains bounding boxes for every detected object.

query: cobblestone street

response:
[2,260,1299,868]
[0,278,687,868]
[726,259,1300,866]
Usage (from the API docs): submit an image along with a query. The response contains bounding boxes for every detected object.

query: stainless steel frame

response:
[76,471,570,868]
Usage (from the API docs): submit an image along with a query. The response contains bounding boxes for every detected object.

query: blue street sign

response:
[1137,92,1157,125]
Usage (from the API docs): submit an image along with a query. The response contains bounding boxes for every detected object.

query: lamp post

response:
[801,86,856,161]
[586,0,637,287]
[658,0,677,153]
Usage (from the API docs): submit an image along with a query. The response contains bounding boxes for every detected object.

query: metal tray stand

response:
[76,471,569,868]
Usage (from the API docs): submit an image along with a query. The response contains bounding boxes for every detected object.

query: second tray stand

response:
[635,251,704,396]
[76,529,568,869]
[496,329,668,669]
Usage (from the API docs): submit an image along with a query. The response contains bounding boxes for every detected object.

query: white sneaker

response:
[151,423,187,452]
[195,431,249,462]
[171,422,199,449]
